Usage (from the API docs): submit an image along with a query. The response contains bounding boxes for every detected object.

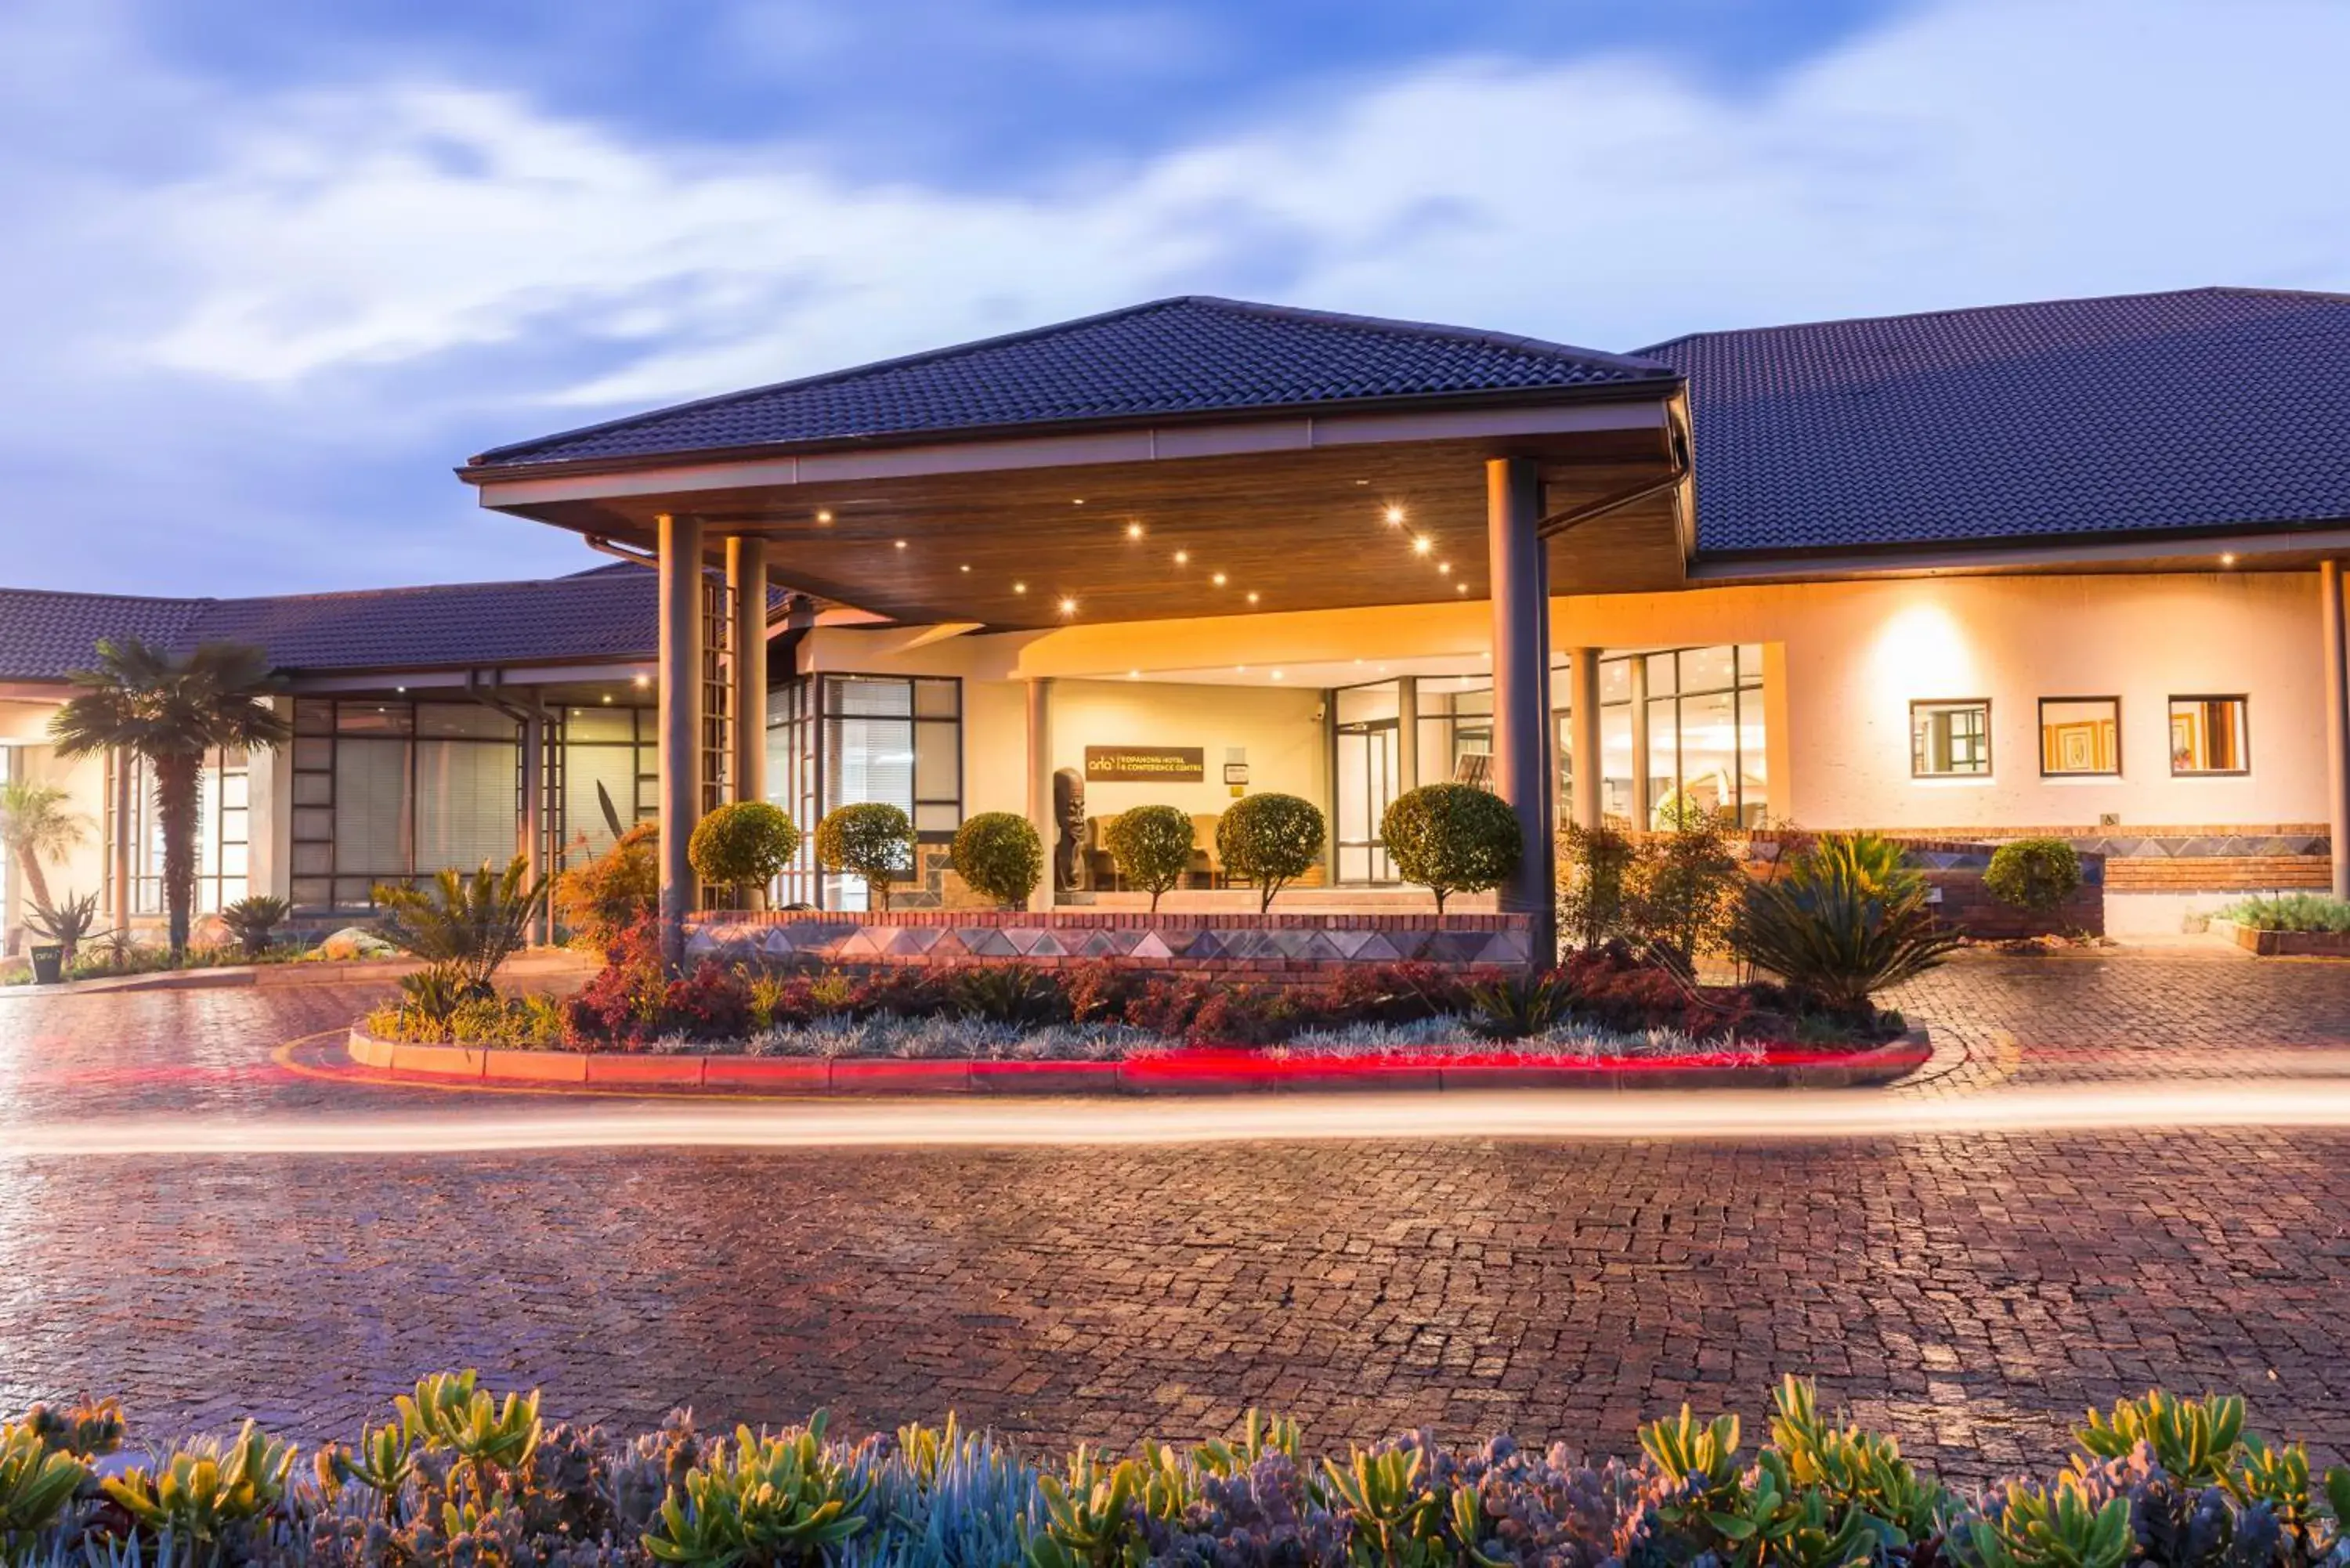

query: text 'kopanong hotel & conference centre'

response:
[6,287,2350,953]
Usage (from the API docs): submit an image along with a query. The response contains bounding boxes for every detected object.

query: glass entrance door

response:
[1335,720,1401,883]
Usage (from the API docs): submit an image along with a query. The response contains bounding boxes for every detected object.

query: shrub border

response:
[342,1027,1929,1095]
[2211,919,2350,956]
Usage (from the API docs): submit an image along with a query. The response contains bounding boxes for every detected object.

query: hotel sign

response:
[1084,745,1205,782]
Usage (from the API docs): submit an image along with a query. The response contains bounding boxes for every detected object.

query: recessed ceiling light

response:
[894,539,908,550]
[1173,550,1190,565]
[1271,669,1285,681]
[1126,522,1144,539]
[601,693,613,703]
[1437,562,1452,576]
[1246,591,1261,605]
[1072,497,1085,506]
[633,674,650,688]
[1412,537,1433,555]
[2221,552,2238,566]
[1014,581,1028,594]
[1127,670,1140,680]
[1235,664,1247,673]
[1058,596,1078,614]
[1456,583,1469,594]
[815,510,833,524]
[960,563,971,573]
[1212,572,1228,586]
[1383,504,1406,525]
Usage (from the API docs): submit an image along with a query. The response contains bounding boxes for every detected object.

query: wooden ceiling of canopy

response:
[506,428,1686,628]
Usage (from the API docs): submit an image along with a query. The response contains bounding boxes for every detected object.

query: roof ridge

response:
[0,586,214,611]
[1175,295,1675,375]
[1632,284,2345,356]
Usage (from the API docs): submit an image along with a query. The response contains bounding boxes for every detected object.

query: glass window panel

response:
[826,717,915,812]
[417,704,516,739]
[827,676,913,717]
[1600,706,1636,821]
[1645,652,1678,697]
[1682,645,1737,693]
[219,772,250,810]
[1736,645,1765,687]
[1737,687,1769,825]
[292,843,334,876]
[220,842,250,876]
[290,876,331,909]
[294,699,334,735]
[1335,682,1398,725]
[913,803,961,834]
[336,703,412,735]
[564,707,637,742]
[1598,657,1632,705]
[913,678,959,718]
[1676,690,1739,823]
[2169,696,2248,774]
[1451,686,1493,717]
[414,738,519,873]
[2040,698,2121,776]
[913,720,960,804]
[1645,696,1679,826]
[334,736,413,877]
[333,877,381,909]
[292,807,335,841]
[293,736,334,771]
[293,772,333,807]
[561,742,635,859]
[1911,700,1991,777]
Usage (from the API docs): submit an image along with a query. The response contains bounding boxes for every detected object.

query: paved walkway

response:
[6,952,2350,1482]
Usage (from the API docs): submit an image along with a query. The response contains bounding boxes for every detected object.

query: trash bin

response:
[29,944,63,985]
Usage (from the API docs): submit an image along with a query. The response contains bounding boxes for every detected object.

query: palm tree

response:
[49,639,290,956]
[0,779,88,934]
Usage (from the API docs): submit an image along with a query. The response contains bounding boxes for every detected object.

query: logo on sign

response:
[1083,746,1206,782]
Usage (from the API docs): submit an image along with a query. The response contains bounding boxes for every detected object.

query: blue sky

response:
[4,0,2347,596]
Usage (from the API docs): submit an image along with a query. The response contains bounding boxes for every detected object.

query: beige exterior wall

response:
[1043,678,1326,820]
[806,568,2325,836]
[0,702,109,951]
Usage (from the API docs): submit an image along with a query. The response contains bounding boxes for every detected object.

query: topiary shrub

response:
[1380,783,1520,914]
[1102,804,1195,912]
[689,800,801,908]
[1984,836,2083,913]
[1216,793,1325,913]
[950,812,1043,907]
[815,802,916,912]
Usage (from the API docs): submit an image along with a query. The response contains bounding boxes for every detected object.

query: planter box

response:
[2215,919,2350,956]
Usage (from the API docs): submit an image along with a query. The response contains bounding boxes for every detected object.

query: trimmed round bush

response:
[1380,783,1520,913]
[1103,805,1195,912]
[1983,836,2082,913]
[1216,793,1326,913]
[951,811,1044,907]
[815,801,916,912]
[688,800,801,905]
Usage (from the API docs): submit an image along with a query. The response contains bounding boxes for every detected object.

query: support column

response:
[2323,562,2350,899]
[1486,457,1556,963]
[657,511,705,966]
[728,535,768,806]
[1025,677,1054,912]
[520,705,548,946]
[1568,649,1603,829]
[110,746,134,938]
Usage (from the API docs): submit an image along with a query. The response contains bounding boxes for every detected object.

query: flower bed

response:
[2213,894,2350,955]
[5,1374,2341,1568]
[361,921,1909,1060]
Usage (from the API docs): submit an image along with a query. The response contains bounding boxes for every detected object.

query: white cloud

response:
[121,0,2350,422]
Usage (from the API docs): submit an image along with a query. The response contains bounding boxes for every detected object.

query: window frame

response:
[1909,697,1994,779]
[2167,692,2251,777]
[2036,694,2123,779]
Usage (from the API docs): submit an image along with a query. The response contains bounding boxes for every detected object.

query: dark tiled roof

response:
[471,295,1676,468]
[1640,287,2350,555]
[0,567,667,684]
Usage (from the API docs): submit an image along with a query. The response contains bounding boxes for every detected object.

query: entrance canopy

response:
[462,297,1690,627]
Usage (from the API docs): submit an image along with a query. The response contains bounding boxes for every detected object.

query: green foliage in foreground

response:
[9,1378,2350,1568]
[2216,894,2350,934]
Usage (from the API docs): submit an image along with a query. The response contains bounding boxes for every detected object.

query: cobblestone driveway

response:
[5,952,2350,1483]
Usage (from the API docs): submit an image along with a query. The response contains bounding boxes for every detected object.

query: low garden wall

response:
[1744,835,2108,938]
[685,909,1534,985]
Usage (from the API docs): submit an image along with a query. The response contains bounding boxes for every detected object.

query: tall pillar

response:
[1025,677,1054,912]
[520,706,548,946]
[1568,649,1603,829]
[657,511,705,966]
[110,746,134,938]
[2323,562,2350,899]
[728,535,768,806]
[1487,457,1556,963]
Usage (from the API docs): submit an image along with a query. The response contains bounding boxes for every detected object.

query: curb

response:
[17,951,596,997]
[342,1028,1931,1096]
